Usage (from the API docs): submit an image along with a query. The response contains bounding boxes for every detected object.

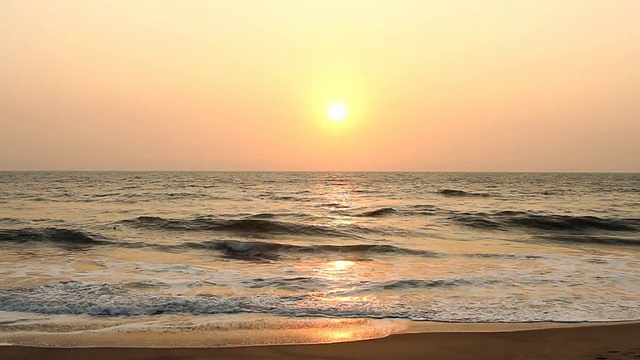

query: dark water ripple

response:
[0,228,110,247]
[120,216,365,238]
[437,189,492,197]
[451,211,639,232]
[0,228,442,259]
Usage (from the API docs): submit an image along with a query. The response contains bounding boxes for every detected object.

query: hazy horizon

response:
[2,1,639,172]
[0,169,639,174]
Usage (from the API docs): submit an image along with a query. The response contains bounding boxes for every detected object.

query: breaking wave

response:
[1,280,634,322]
[0,279,491,316]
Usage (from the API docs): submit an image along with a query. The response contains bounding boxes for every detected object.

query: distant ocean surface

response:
[1,172,639,344]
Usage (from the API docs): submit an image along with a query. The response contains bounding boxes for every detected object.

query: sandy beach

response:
[2,322,639,360]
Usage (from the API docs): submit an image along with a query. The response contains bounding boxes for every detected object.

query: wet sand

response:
[1,322,639,360]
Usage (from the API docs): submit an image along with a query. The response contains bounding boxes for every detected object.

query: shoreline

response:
[2,322,640,359]
[2,311,637,348]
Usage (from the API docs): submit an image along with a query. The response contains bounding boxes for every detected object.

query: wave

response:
[410,204,438,211]
[0,228,110,247]
[0,279,448,316]
[256,193,314,202]
[437,189,490,197]
[243,277,478,293]
[179,239,439,260]
[92,192,121,198]
[371,279,475,290]
[242,212,317,221]
[244,213,277,219]
[501,211,638,232]
[452,211,640,234]
[451,214,503,230]
[242,277,327,291]
[537,234,640,246]
[355,207,397,217]
[0,281,251,316]
[319,202,351,209]
[354,205,442,218]
[122,280,172,290]
[406,204,440,216]
[121,216,360,238]
[3,279,613,322]
[0,226,438,259]
[539,190,567,196]
[0,218,23,224]
[267,195,310,202]
[468,253,547,259]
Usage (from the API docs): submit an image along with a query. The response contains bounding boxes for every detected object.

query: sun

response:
[327,103,347,121]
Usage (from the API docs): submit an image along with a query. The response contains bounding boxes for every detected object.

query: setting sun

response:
[327,103,347,122]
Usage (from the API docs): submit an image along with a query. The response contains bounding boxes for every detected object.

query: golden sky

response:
[1,1,638,171]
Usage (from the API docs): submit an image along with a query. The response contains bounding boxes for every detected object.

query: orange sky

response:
[1,1,639,171]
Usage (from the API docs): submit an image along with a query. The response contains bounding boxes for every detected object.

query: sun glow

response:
[327,103,347,121]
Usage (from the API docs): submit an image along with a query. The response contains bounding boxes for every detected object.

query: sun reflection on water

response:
[315,260,372,300]
[326,260,356,272]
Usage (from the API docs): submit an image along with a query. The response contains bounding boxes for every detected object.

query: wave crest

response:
[452,211,640,235]
[537,234,640,246]
[437,189,490,197]
[0,228,109,247]
[181,239,438,260]
[355,207,397,217]
[122,216,359,238]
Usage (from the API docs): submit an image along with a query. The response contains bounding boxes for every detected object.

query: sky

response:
[1,0,639,171]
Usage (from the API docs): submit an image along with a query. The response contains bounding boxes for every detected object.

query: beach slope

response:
[1,322,639,360]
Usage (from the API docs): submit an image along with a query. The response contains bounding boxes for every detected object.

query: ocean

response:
[0,172,639,346]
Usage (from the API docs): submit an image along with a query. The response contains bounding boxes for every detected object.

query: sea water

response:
[0,172,638,345]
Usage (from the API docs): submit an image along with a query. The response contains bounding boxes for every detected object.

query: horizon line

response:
[1,169,638,174]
